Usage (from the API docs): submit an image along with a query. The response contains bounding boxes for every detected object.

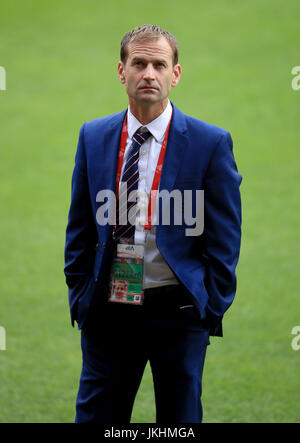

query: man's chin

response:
[136,92,161,103]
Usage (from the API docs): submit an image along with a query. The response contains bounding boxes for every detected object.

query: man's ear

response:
[117,61,126,84]
[171,64,182,87]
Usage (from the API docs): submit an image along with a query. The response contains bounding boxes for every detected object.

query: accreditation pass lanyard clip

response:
[114,107,173,233]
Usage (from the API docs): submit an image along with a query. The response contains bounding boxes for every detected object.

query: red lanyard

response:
[115,108,173,231]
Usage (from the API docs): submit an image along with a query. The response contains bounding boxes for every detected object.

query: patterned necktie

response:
[114,127,152,243]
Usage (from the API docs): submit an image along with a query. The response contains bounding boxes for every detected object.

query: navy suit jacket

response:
[64,103,242,336]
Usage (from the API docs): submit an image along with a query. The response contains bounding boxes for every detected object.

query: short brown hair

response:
[120,24,179,66]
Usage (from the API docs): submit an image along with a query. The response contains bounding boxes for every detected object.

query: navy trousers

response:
[75,285,210,423]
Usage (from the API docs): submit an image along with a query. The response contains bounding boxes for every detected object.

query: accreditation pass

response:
[108,243,144,305]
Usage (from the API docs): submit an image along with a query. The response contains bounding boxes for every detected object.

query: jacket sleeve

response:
[64,123,97,292]
[202,131,242,333]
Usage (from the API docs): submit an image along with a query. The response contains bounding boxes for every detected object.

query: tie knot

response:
[132,127,152,146]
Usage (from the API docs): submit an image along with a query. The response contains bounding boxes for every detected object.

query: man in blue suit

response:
[64,24,242,423]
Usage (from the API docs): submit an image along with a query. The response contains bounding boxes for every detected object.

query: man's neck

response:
[128,99,169,125]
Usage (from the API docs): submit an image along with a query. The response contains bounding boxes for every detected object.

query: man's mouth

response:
[139,86,158,91]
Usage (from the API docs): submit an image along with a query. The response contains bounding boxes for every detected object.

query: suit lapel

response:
[159,103,188,193]
[90,110,126,240]
[103,110,127,193]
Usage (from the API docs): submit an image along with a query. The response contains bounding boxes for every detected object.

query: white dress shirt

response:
[120,100,179,289]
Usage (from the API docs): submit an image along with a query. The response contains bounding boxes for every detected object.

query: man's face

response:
[115,281,126,299]
[118,37,181,106]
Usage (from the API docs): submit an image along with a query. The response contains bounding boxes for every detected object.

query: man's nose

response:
[143,64,155,80]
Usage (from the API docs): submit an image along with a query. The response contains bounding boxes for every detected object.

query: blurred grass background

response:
[0,0,299,422]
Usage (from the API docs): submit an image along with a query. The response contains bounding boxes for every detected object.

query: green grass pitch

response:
[0,0,299,422]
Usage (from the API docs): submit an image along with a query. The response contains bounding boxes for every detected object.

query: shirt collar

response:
[127,100,172,143]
